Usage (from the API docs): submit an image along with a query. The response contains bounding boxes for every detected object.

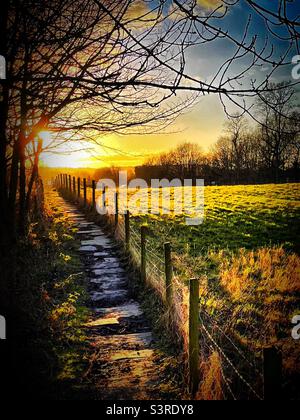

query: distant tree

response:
[224,115,249,183]
[210,136,233,180]
[255,82,299,181]
[145,142,204,180]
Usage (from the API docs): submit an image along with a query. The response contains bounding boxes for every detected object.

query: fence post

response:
[115,192,119,227]
[102,185,106,211]
[77,177,81,198]
[164,242,173,307]
[83,178,87,206]
[73,177,76,195]
[125,210,130,250]
[189,278,200,396]
[263,346,282,400]
[92,180,96,209]
[141,225,147,283]
[68,175,71,192]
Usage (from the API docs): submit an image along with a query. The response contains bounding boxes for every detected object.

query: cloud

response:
[125,1,158,23]
[197,0,224,10]
[126,1,149,19]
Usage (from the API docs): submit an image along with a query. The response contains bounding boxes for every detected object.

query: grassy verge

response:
[12,189,90,399]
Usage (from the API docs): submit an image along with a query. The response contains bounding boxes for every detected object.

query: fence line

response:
[54,174,283,400]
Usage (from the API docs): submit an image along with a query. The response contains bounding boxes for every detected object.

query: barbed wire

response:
[201,309,264,378]
[199,314,263,400]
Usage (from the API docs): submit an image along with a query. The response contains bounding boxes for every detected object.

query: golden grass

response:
[220,247,300,300]
[197,351,223,400]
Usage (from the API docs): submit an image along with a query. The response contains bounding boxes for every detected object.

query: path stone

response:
[79,245,97,252]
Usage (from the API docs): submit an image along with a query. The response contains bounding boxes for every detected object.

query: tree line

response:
[138,83,300,185]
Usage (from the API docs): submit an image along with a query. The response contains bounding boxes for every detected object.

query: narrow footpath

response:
[52,190,181,400]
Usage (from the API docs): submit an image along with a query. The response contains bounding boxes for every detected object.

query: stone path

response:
[53,192,180,400]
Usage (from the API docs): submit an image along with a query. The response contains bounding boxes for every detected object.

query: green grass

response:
[129,183,300,255]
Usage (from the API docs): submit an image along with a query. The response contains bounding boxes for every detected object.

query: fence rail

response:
[54,173,283,400]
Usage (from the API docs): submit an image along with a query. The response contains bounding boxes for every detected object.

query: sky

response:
[41,0,300,168]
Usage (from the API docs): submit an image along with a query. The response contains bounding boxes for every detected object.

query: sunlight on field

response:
[126,183,300,252]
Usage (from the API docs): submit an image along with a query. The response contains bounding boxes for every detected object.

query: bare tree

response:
[224,114,249,183]
[5,0,195,234]
[92,0,300,121]
[256,82,298,181]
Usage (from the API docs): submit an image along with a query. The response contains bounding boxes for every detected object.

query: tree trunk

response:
[25,139,43,216]
[18,135,26,236]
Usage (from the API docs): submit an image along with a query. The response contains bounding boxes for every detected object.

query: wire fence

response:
[55,174,284,400]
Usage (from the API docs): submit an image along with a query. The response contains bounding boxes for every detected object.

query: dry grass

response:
[220,247,300,300]
[197,351,223,400]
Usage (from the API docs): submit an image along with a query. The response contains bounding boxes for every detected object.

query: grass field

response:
[128,183,300,254]
[127,183,300,399]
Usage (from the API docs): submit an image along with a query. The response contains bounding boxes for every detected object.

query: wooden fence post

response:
[141,225,147,282]
[263,346,282,400]
[189,278,200,396]
[73,177,76,195]
[164,242,173,307]
[68,175,71,192]
[102,185,106,211]
[83,178,87,206]
[115,192,119,227]
[92,180,96,209]
[125,210,130,250]
[77,177,81,198]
